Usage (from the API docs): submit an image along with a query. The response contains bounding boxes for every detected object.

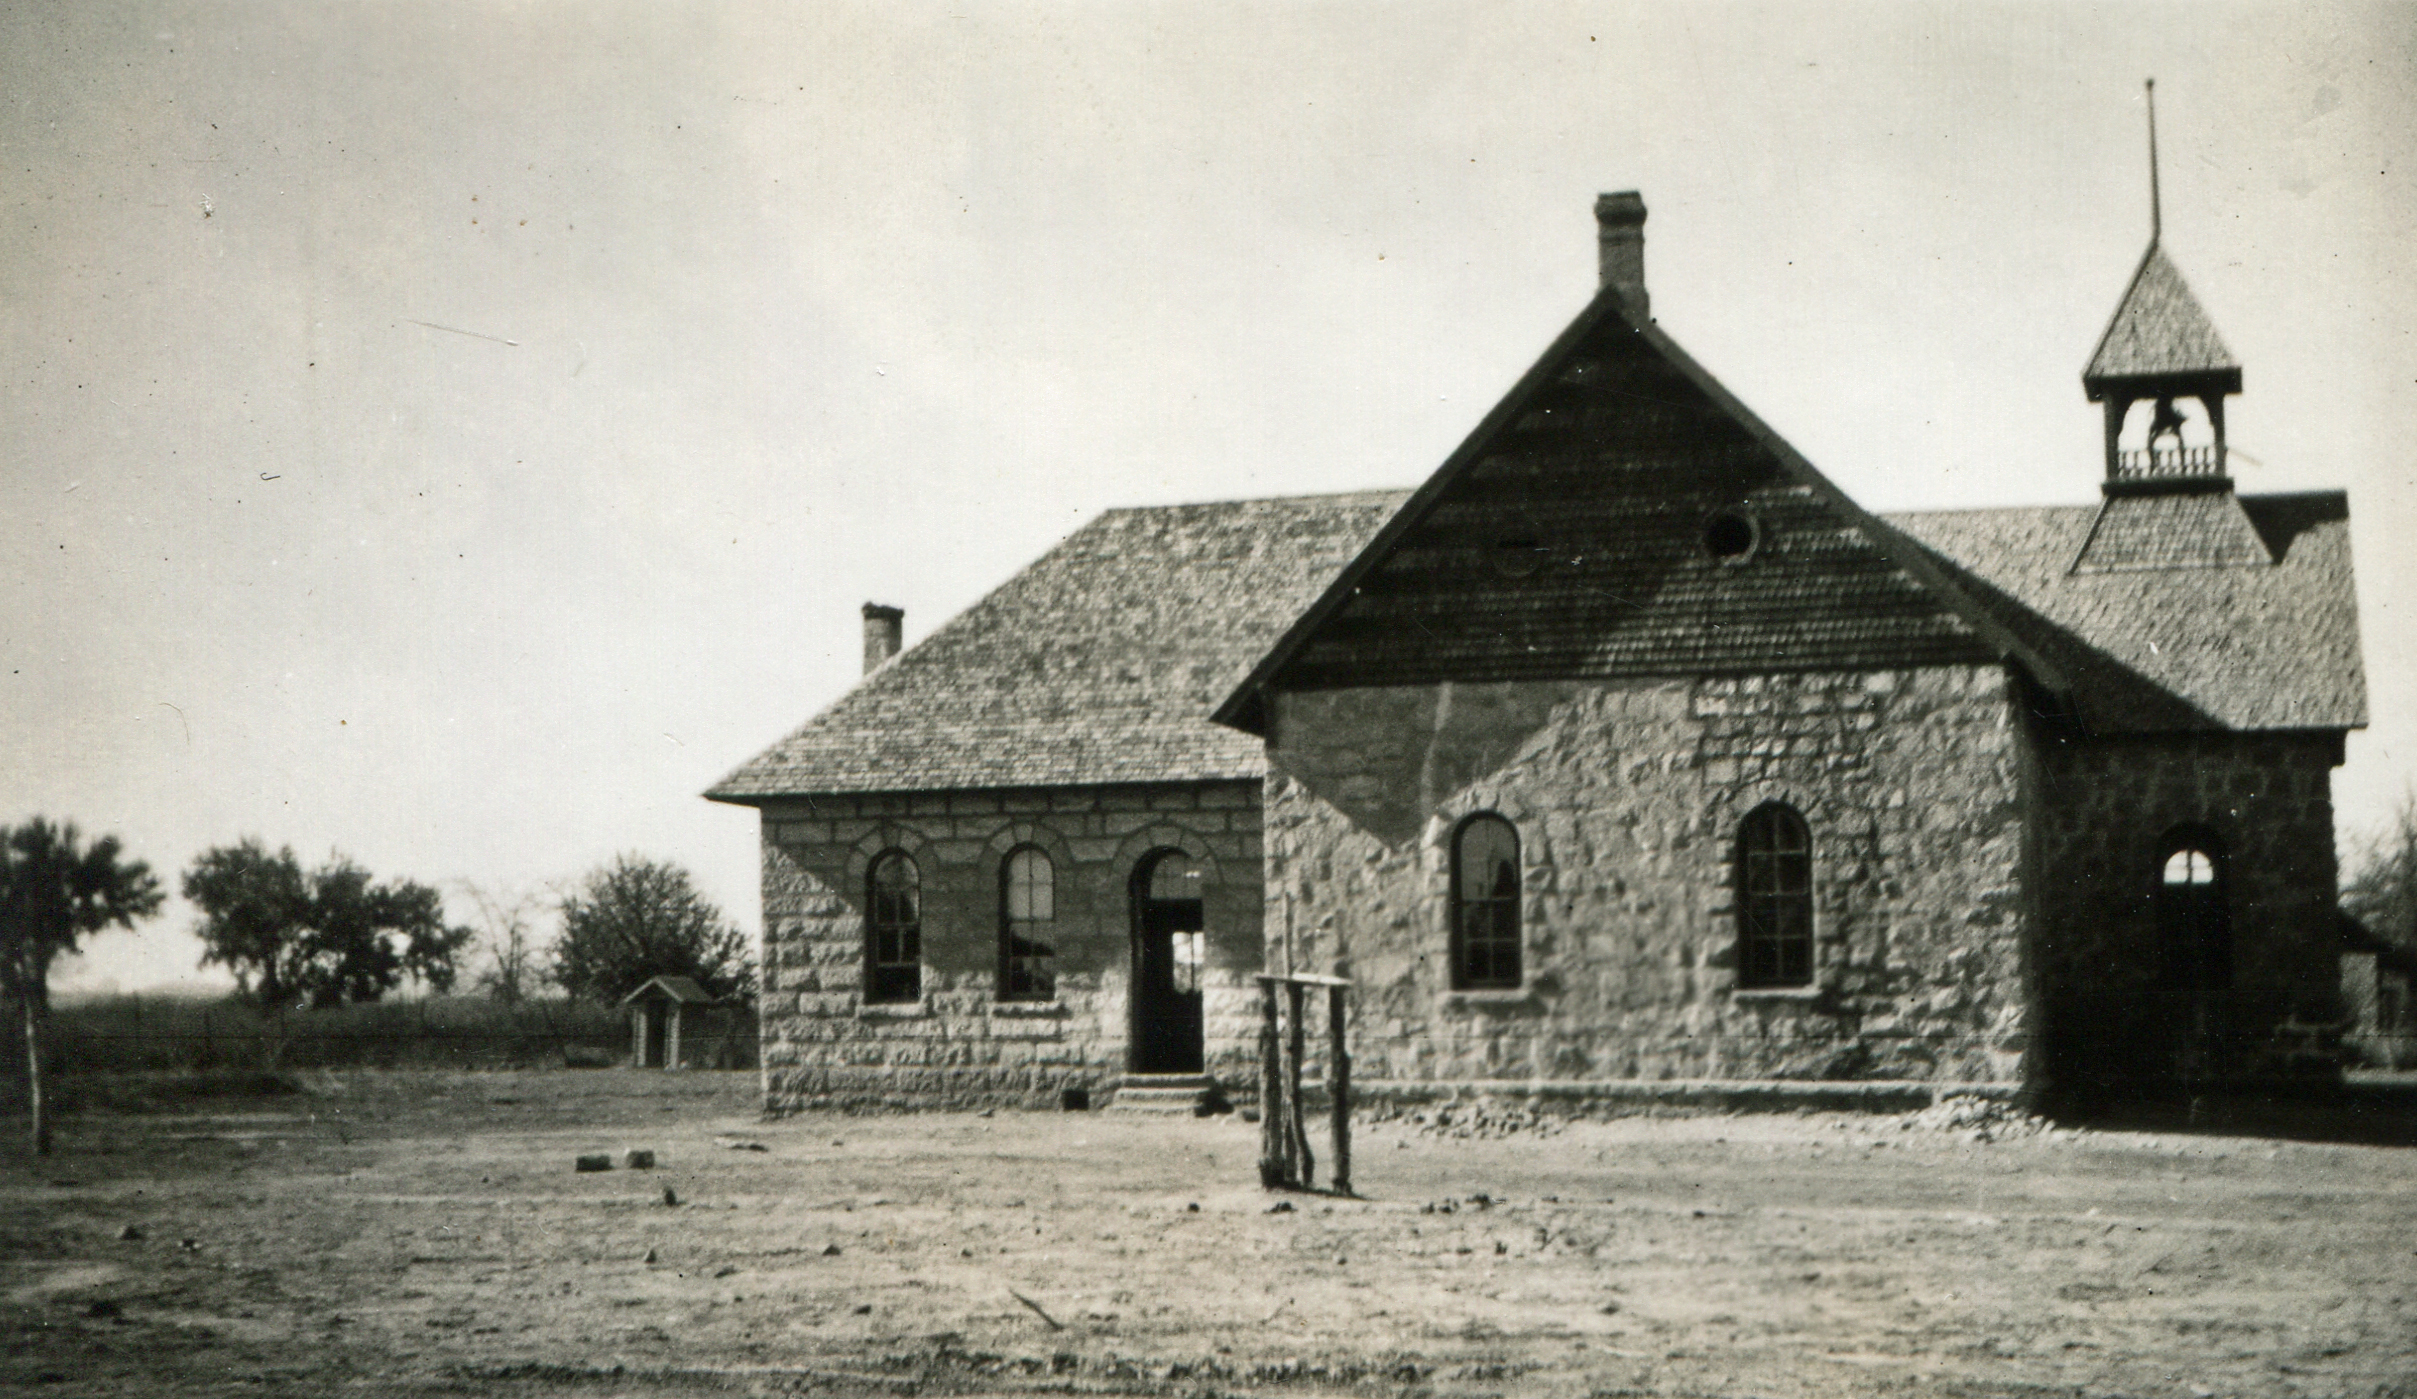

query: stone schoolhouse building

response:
[709,192,2365,1113]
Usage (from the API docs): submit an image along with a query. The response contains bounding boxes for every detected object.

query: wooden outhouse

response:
[621,975,719,1069]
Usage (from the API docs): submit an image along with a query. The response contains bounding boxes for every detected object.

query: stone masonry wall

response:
[1265,666,2031,1090]
[755,781,1263,1112]
[2020,724,2345,1090]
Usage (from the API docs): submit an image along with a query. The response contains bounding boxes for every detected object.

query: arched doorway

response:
[2154,828,2230,1084]
[2156,834,2229,994]
[1129,849,1207,1074]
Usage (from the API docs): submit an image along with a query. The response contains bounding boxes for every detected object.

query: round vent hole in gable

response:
[1704,510,1759,562]
[1492,538,1550,578]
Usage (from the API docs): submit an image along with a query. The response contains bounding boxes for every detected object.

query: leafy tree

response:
[0,819,164,1154]
[554,855,754,1006]
[184,840,472,1011]
[2344,790,2417,958]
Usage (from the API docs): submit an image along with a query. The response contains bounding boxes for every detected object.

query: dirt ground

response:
[2,1071,2412,1398]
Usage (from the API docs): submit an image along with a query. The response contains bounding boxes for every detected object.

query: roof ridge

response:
[1095,487,1416,515]
[2084,240,2165,383]
[1881,503,2098,520]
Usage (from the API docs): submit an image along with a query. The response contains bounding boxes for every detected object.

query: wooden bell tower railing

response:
[1255,971,1352,1194]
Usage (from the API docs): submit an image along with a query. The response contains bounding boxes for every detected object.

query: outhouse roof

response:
[621,975,718,1006]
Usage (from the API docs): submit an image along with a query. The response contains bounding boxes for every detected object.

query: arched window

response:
[1738,804,1813,988]
[998,846,1056,1001]
[1451,815,1522,989]
[865,851,922,1004]
[2156,829,2229,992]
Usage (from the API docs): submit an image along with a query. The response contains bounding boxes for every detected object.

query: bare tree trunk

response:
[25,984,49,1157]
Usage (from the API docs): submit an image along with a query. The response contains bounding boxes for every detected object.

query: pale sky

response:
[8,2,2413,994]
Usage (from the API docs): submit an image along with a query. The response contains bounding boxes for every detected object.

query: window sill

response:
[1440,987,1542,1012]
[989,999,1067,1018]
[856,1000,929,1020]
[1730,985,1825,1003]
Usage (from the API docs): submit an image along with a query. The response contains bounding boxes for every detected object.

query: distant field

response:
[1,1069,2412,1398]
[13,995,737,1080]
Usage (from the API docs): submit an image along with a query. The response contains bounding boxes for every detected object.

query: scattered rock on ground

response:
[1380,1103,1565,1140]
[1898,1095,2051,1142]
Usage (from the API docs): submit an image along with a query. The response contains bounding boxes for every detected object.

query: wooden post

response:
[1257,978,1286,1188]
[1328,982,1351,1196]
[1285,981,1313,1188]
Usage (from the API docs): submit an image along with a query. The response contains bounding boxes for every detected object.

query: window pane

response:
[1006,848,1053,920]
[1171,931,1205,994]
[867,852,922,1003]
[1738,806,1813,988]
[1453,816,1521,989]
[1000,847,1056,1002]
[2163,849,2214,886]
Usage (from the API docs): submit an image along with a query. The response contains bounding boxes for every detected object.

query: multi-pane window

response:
[865,851,922,1004]
[998,846,1056,1001]
[1738,804,1813,988]
[1451,815,1522,989]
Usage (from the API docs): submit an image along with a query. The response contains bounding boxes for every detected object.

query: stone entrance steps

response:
[1106,1074,1219,1115]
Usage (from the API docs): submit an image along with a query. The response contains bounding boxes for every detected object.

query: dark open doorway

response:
[1130,849,1207,1074]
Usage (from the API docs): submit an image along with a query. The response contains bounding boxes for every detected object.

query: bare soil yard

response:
[2,1071,2412,1398]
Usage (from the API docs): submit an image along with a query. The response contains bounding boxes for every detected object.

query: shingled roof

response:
[705,492,1407,802]
[1209,285,2071,731]
[1889,493,2365,733]
[2084,243,2241,390]
[708,480,2361,804]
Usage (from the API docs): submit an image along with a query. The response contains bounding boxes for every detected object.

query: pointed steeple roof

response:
[2084,243,2240,394]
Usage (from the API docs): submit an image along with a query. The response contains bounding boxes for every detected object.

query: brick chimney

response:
[861,602,903,675]
[1594,191,1648,319]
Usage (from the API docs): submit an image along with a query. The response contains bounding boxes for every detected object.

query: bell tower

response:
[2070,82,2273,575]
[2082,79,2242,498]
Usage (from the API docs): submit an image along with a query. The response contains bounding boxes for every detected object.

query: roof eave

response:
[2083,366,2242,402]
